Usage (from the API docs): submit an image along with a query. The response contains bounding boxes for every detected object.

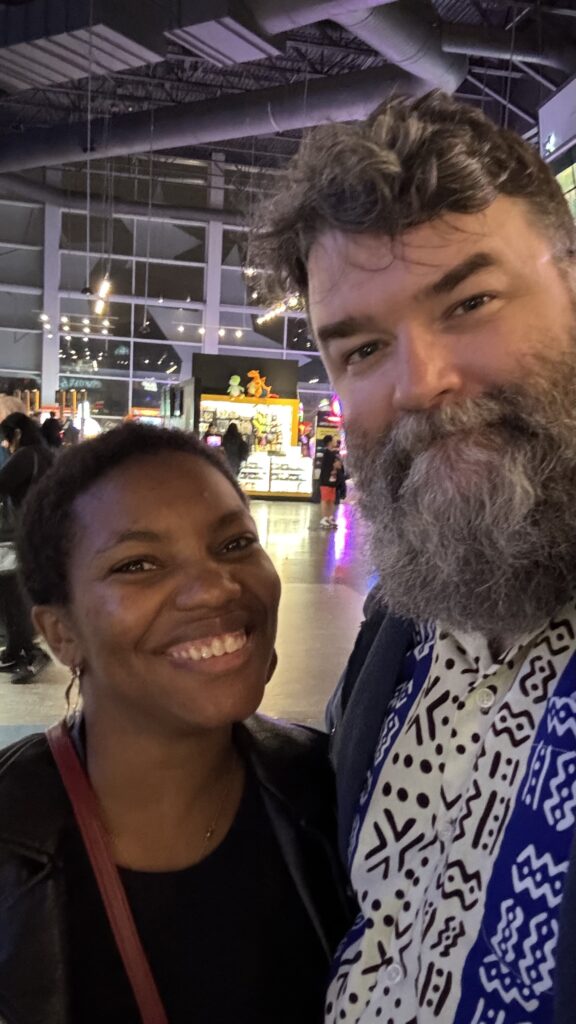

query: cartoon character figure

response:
[227,374,244,397]
[246,369,277,399]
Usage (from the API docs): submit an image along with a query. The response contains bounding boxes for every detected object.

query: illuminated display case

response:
[270,449,314,495]
[199,394,312,498]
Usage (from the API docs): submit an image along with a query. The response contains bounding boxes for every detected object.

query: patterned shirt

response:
[326,600,576,1024]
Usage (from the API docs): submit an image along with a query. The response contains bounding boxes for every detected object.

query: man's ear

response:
[32,606,83,669]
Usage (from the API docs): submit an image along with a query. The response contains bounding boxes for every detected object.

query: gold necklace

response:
[202,747,238,849]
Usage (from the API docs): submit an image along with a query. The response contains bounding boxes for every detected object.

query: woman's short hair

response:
[1,412,43,447]
[249,90,576,302]
[17,422,248,606]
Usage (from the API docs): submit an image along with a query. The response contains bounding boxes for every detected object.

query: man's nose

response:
[173,563,242,611]
[391,325,463,413]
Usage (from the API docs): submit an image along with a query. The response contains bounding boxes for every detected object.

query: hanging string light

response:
[256,294,301,326]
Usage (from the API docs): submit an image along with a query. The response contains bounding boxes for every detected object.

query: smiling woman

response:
[0,423,353,1024]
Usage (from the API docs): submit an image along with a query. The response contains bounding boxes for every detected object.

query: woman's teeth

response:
[169,630,247,662]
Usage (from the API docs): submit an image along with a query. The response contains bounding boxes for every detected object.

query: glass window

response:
[296,355,330,386]
[134,221,205,262]
[0,292,39,331]
[221,268,249,305]
[60,254,134,295]
[0,203,43,247]
[0,373,40,394]
[133,342,182,380]
[131,379,162,413]
[222,229,247,268]
[59,375,129,417]
[219,311,284,350]
[286,316,316,352]
[60,337,131,377]
[59,299,133,340]
[0,330,41,371]
[60,212,135,256]
[0,246,43,288]
[134,262,204,302]
[133,304,202,341]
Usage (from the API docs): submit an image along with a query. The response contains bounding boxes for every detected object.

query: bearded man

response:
[250,91,576,1024]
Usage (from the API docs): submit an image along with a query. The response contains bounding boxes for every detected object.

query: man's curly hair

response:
[17,422,247,606]
[249,90,575,302]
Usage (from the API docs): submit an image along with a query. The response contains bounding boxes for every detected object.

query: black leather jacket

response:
[0,715,354,1024]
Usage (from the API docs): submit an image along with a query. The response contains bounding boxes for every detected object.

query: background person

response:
[0,422,352,1024]
[221,421,249,476]
[318,435,341,529]
[41,410,63,449]
[0,412,53,682]
[251,90,576,1024]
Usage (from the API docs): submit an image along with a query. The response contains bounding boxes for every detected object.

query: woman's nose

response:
[173,563,242,611]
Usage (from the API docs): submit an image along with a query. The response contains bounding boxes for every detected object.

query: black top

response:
[319,449,339,487]
[64,768,329,1024]
[0,443,53,507]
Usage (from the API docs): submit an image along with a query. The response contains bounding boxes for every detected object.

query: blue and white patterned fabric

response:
[326,602,576,1024]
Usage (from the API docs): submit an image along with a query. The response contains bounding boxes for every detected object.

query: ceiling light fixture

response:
[94,298,106,316]
[177,325,185,333]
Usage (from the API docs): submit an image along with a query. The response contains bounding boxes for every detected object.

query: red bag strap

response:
[46,720,169,1024]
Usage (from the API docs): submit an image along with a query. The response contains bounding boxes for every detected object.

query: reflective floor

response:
[0,498,371,746]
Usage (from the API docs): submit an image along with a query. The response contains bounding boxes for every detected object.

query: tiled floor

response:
[0,499,371,747]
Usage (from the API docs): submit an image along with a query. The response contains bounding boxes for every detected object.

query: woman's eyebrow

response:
[95,529,164,555]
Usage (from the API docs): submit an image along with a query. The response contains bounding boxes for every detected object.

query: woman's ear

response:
[32,606,82,669]
[266,648,278,684]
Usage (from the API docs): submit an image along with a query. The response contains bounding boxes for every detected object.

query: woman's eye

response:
[221,535,258,555]
[346,341,383,366]
[451,294,493,318]
[112,558,158,574]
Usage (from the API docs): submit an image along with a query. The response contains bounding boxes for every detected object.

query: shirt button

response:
[476,687,495,710]
[439,821,455,841]
[386,962,403,984]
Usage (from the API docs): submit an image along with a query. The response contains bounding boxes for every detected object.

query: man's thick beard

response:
[347,349,576,643]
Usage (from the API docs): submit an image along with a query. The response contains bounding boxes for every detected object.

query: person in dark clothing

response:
[41,410,63,448]
[221,421,249,476]
[0,413,53,682]
[0,423,353,1024]
[334,441,347,506]
[318,435,342,529]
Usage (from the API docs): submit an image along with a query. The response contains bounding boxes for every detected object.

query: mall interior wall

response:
[0,153,330,425]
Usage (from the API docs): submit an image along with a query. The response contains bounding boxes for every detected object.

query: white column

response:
[41,203,61,404]
[203,151,225,355]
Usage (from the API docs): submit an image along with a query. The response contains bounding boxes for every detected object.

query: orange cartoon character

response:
[246,369,277,399]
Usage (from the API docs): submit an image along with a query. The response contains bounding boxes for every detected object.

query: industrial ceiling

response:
[0,0,573,200]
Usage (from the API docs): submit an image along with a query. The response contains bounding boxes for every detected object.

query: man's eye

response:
[112,558,158,574]
[346,341,382,366]
[450,294,493,318]
[221,535,258,555]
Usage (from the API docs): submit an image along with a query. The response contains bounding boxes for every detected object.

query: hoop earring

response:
[65,665,82,720]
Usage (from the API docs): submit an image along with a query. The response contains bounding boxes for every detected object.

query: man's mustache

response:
[380,397,543,460]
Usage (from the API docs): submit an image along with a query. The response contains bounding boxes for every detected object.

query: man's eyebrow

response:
[417,251,500,300]
[315,253,500,345]
[316,315,383,346]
